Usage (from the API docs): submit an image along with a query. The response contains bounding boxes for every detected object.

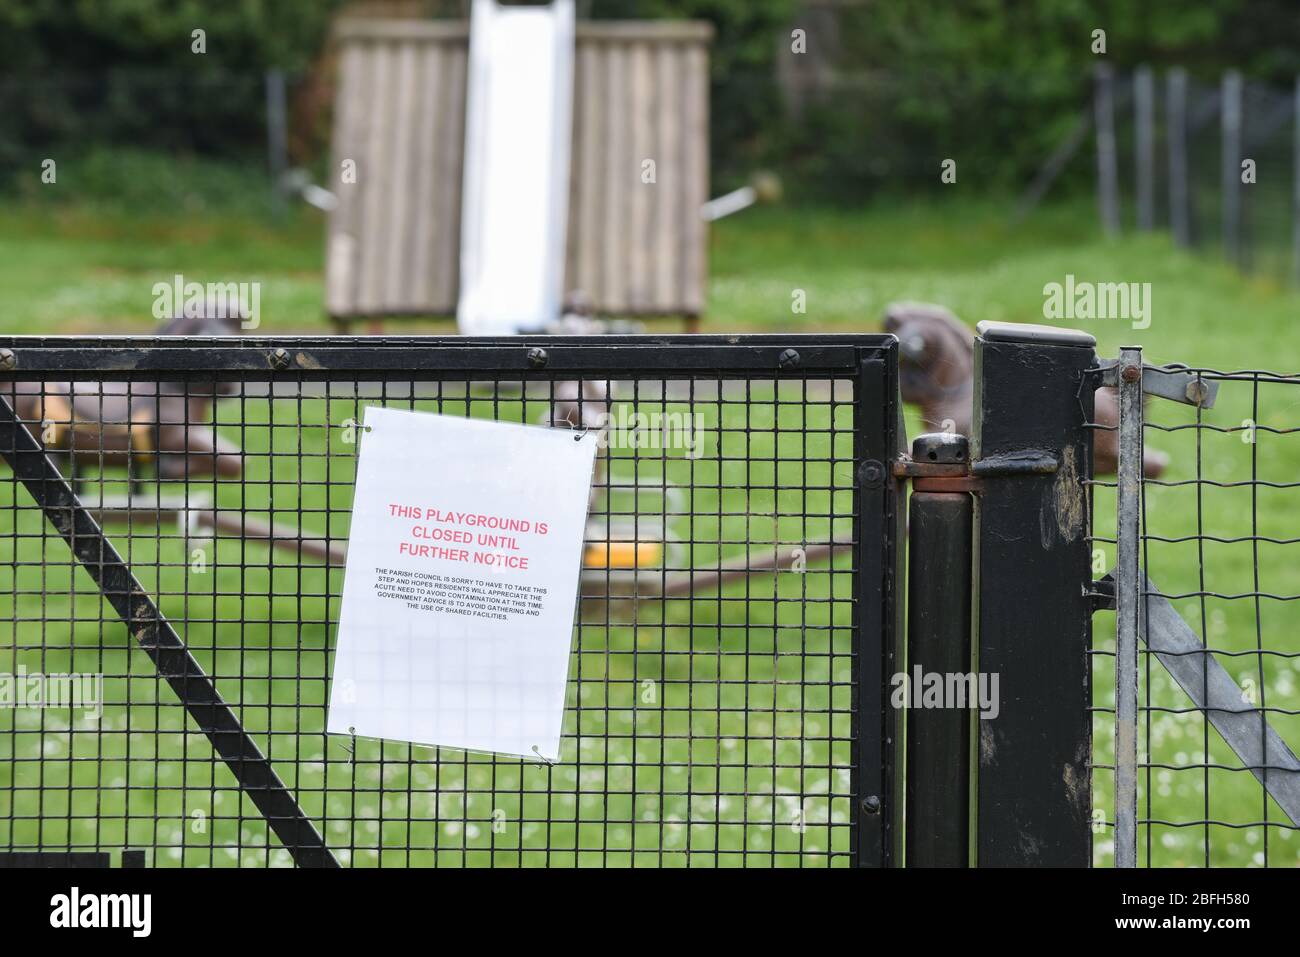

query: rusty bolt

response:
[527,347,548,370]
[1120,363,1141,383]
[861,795,882,815]
[0,349,13,371]
[778,348,801,370]
[1185,378,1209,405]
[270,347,292,371]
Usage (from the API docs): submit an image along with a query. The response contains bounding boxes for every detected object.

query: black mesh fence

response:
[0,334,898,867]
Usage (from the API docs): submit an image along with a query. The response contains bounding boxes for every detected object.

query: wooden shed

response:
[325,19,713,329]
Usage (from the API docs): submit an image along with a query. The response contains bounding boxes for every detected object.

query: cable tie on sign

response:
[531,745,558,766]
[341,727,357,763]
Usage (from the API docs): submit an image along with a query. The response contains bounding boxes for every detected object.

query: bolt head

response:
[859,459,886,487]
[778,348,801,370]
[1185,378,1208,404]
[861,795,882,815]
[270,347,291,370]
[1120,364,1141,383]
[527,347,548,370]
[0,349,13,371]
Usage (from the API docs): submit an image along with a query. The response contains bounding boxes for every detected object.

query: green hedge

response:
[3,0,1299,201]
[0,0,344,172]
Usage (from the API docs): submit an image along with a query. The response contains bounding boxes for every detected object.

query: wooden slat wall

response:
[327,20,712,320]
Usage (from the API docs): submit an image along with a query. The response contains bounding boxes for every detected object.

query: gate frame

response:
[0,333,902,868]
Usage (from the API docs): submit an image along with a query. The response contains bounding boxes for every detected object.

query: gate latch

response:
[894,432,1065,492]
[1096,358,1219,409]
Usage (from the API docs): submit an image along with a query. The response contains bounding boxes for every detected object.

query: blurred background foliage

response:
[0,0,341,157]
[1,0,1300,202]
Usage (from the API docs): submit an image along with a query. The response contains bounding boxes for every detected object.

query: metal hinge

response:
[1086,574,1117,613]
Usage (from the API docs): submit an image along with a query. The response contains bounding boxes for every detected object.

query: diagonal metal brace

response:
[0,396,339,868]
[1097,358,1220,409]
[1103,571,1300,826]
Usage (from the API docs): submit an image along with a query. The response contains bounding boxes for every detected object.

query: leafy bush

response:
[4,0,1300,202]
[0,0,344,177]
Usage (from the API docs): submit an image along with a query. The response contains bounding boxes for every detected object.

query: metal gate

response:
[1098,351,1300,868]
[0,334,900,868]
[892,320,1299,868]
[6,326,1288,868]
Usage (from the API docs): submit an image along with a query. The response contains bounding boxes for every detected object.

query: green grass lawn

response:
[1,188,1298,866]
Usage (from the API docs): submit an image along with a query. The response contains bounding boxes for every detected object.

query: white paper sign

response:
[327,406,597,761]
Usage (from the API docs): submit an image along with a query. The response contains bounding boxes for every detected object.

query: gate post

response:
[970,321,1095,867]
[904,433,974,866]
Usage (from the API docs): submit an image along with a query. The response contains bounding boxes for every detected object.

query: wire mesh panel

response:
[1090,365,1300,867]
[0,335,899,868]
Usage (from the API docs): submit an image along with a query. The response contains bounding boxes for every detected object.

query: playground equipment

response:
[327,3,716,589]
[883,301,1170,477]
[8,8,795,600]
[323,7,720,333]
[457,0,575,335]
[0,313,243,492]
